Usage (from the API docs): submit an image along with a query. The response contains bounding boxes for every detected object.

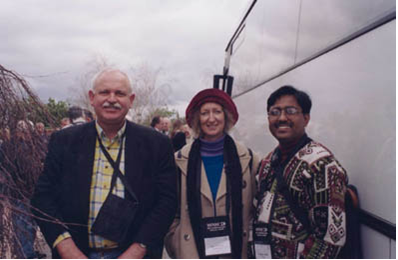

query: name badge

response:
[254,223,272,259]
[201,216,232,256]
[254,244,272,259]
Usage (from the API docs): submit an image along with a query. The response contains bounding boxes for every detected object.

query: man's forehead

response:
[95,83,130,91]
[93,70,132,92]
[273,95,299,106]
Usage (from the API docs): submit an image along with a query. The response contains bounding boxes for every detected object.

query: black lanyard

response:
[97,133,138,202]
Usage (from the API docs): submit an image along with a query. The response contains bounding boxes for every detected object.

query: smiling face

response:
[89,70,135,128]
[199,102,225,141]
[268,95,310,145]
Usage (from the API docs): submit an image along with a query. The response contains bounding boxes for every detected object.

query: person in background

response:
[60,118,70,129]
[32,68,177,259]
[35,122,46,137]
[254,85,347,258]
[182,124,193,144]
[170,119,186,152]
[35,122,49,161]
[150,116,163,132]
[165,88,260,258]
[161,117,171,136]
[45,128,55,137]
[68,106,86,126]
[84,109,94,122]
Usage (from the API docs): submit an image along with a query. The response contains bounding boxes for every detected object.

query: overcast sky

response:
[0,0,251,115]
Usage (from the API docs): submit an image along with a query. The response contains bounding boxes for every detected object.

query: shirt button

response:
[242,180,247,189]
[184,234,190,241]
[243,231,247,237]
[105,165,109,169]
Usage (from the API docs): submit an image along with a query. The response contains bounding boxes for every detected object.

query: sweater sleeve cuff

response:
[52,232,72,248]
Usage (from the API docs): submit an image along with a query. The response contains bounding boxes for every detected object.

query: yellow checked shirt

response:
[53,122,127,249]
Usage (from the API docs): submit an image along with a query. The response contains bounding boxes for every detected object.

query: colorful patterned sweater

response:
[255,140,348,258]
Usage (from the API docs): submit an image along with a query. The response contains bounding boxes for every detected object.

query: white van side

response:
[220,1,396,258]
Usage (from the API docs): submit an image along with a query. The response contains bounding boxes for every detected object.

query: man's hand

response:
[56,238,87,259]
[118,243,147,259]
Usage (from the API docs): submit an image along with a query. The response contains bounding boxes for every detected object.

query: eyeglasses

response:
[268,106,301,117]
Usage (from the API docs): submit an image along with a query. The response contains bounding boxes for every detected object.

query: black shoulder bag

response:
[91,134,139,244]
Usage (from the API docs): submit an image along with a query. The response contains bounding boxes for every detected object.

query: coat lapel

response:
[215,142,251,203]
[75,122,96,222]
[124,122,143,199]
[200,161,214,206]
[215,168,227,201]
[179,145,214,205]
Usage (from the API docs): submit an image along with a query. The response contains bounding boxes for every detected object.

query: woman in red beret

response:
[165,88,260,259]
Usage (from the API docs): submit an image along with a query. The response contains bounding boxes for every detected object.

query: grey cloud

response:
[0,0,252,113]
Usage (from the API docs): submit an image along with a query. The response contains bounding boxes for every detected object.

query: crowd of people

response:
[1,68,348,259]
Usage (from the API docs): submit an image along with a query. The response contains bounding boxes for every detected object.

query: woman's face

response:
[199,102,225,141]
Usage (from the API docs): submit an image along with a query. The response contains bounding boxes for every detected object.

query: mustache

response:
[275,121,293,128]
[102,101,122,109]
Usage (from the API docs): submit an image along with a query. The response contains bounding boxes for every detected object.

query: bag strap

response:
[270,134,313,232]
[274,169,311,231]
[97,134,139,203]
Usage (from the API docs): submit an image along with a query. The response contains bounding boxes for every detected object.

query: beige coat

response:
[165,140,260,259]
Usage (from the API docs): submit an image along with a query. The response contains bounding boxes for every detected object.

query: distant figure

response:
[170,119,183,139]
[32,68,177,259]
[84,109,94,122]
[35,122,45,136]
[170,120,186,152]
[254,85,348,258]
[45,128,55,137]
[68,106,86,126]
[165,88,260,258]
[150,116,162,132]
[161,117,171,136]
[60,118,70,129]
[34,122,49,160]
[182,124,193,144]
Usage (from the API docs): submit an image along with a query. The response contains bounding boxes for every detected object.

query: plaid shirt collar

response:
[95,121,127,144]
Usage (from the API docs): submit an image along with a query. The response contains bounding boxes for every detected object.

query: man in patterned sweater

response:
[254,85,347,258]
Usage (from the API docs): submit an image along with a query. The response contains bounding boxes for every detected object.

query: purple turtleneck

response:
[200,135,225,157]
[200,135,225,200]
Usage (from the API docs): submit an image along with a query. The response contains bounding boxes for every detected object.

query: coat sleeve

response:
[164,217,180,259]
[164,157,183,259]
[133,135,178,250]
[31,131,69,247]
[300,156,348,258]
[249,150,261,199]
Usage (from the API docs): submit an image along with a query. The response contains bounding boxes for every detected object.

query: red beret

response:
[185,88,239,127]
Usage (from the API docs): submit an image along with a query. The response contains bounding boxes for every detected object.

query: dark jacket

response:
[31,121,177,258]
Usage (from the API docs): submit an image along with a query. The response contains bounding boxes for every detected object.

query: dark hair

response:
[150,116,161,127]
[68,106,84,121]
[170,119,183,139]
[84,109,94,121]
[267,85,312,114]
